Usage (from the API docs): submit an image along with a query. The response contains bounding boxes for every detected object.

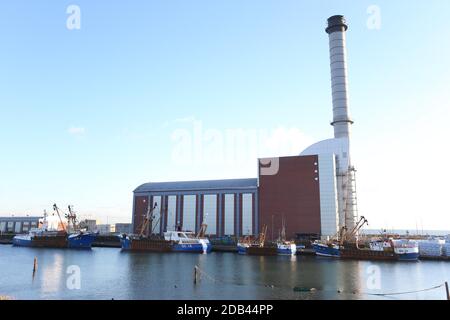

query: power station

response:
[132,15,358,241]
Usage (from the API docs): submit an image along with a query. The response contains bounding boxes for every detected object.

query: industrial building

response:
[115,223,133,235]
[131,15,358,241]
[0,216,41,234]
[133,179,258,237]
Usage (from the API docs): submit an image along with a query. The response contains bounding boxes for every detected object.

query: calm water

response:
[0,245,449,300]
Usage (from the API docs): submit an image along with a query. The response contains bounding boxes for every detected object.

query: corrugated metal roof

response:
[134,178,258,193]
[0,216,41,221]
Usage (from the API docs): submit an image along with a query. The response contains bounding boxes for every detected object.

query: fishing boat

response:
[164,230,211,253]
[119,204,211,253]
[340,238,419,261]
[119,203,174,252]
[13,204,97,249]
[275,219,297,255]
[312,217,419,261]
[119,234,173,252]
[237,225,277,256]
[312,241,340,257]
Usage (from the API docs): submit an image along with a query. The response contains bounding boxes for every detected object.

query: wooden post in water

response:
[445,282,449,301]
[194,266,199,285]
[32,257,38,279]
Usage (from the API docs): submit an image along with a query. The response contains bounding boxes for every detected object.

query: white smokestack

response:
[326,15,353,139]
[326,15,357,230]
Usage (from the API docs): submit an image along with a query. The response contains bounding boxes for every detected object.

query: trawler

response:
[119,204,211,253]
[275,218,297,255]
[237,225,277,256]
[119,203,174,252]
[13,204,97,249]
[312,217,419,261]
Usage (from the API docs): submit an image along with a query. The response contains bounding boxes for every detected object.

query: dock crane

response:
[53,204,67,232]
[66,205,78,232]
[196,222,208,239]
[139,203,158,237]
[258,225,268,247]
[340,216,368,245]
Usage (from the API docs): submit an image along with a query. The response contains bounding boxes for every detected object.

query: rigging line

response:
[364,283,445,297]
[195,266,445,297]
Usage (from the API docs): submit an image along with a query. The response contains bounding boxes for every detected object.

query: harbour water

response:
[0,245,449,300]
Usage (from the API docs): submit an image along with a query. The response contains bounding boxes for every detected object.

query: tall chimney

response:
[326,15,353,139]
[326,15,357,230]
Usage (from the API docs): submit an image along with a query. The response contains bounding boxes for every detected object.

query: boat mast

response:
[139,203,157,237]
[280,216,286,242]
[197,220,208,238]
[53,204,67,232]
[258,225,268,247]
[340,216,368,245]
[67,205,78,232]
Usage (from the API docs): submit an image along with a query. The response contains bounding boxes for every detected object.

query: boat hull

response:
[397,252,420,261]
[67,233,97,249]
[120,237,173,252]
[172,243,211,253]
[13,232,96,249]
[313,243,340,257]
[13,234,68,248]
[237,244,277,256]
[340,247,396,260]
[277,243,297,255]
[340,248,419,261]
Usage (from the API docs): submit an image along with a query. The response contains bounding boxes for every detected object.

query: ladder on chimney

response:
[342,166,359,231]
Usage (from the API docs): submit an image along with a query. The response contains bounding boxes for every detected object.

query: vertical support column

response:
[216,194,222,237]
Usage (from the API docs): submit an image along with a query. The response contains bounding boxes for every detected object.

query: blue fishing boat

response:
[237,225,277,256]
[275,219,297,255]
[12,204,97,249]
[312,242,341,257]
[312,216,419,261]
[164,230,212,253]
[119,204,211,254]
[67,232,98,249]
[277,242,298,255]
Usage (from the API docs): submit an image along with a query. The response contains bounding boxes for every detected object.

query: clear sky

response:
[0,1,449,230]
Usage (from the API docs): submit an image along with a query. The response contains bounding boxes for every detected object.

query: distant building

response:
[97,224,113,234]
[81,219,97,232]
[115,223,132,234]
[0,216,41,234]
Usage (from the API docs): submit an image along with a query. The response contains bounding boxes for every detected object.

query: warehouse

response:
[133,179,258,237]
[132,15,357,241]
[0,216,41,234]
[132,153,339,240]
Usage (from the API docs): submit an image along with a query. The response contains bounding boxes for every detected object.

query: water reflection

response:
[1,246,449,300]
[40,252,64,297]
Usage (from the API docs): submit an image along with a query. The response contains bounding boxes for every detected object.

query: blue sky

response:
[0,1,449,230]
